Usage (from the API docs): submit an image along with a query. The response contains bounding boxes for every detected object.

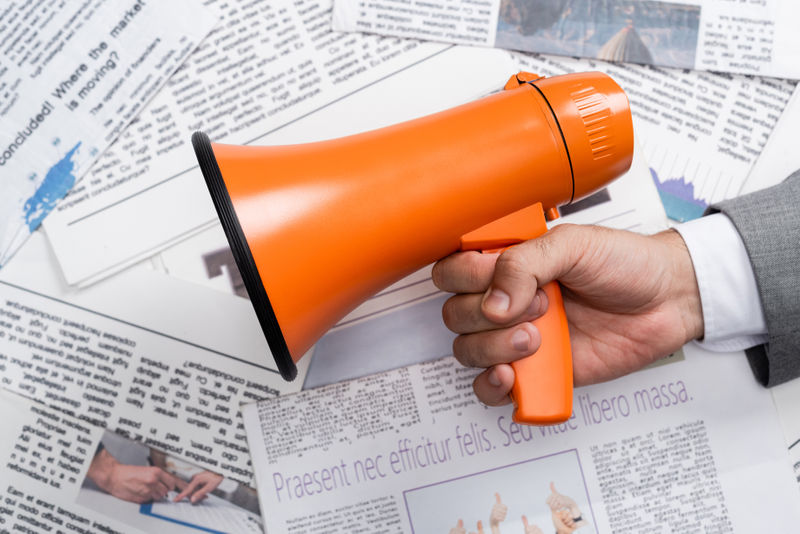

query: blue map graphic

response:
[23,142,81,231]
[649,167,707,222]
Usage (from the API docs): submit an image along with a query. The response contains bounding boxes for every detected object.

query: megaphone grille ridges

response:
[191,131,297,381]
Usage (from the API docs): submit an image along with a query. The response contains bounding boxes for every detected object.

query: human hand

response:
[87,448,181,504]
[173,470,224,504]
[449,519,467,534]
[552,509,584,534]
[470,519,485,534]
[550,508,577,534]
[522,515,544,534]
[545,483,579,516]
[432,225,702,405]
[490,493,507,532]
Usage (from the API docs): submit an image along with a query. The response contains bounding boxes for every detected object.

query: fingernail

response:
[484,288,510,314]
[525,293,542,315]
[512,328,530,352]
[488,368,502,387]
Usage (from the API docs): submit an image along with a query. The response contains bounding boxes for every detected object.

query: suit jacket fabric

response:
[709,171,800,386]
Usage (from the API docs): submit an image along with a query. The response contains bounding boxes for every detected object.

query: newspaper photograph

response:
[0,388,260,534]
[332,0,800,78]
[0,0,216,267]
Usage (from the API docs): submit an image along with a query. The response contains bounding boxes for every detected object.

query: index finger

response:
[190,481,215,504]
[174,478,201,502]
[432,251,499,293]
[495,492,502,504]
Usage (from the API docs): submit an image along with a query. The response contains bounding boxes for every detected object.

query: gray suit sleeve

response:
[707,171,800,386]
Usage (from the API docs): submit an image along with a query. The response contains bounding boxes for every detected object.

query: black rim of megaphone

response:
[191,131,297,381]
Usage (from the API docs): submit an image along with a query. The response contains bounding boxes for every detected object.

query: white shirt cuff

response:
[674,213,768,352]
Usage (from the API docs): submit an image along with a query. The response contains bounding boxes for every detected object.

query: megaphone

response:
[192,71,633,425]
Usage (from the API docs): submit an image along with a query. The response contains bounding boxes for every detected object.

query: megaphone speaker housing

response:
[192,71,633,423]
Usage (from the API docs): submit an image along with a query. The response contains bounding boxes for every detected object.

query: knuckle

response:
[538,223,572,251]
[495,248,530,283]
[463,254,486,287]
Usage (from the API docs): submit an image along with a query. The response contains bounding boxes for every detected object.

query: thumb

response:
[482,225,583,323]
[550,481,558,494]
[522,515,529,528]
[495,492,502,504]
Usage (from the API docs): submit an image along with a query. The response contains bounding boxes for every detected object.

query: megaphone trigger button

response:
[545,207,560,221]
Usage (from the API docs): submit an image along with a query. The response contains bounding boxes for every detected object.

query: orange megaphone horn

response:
[192,71,633,425]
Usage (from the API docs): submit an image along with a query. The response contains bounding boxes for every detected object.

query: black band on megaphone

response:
[192,131,297,381]
[526,81,576,205]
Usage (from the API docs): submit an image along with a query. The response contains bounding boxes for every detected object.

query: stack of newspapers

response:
[1,1,799,532]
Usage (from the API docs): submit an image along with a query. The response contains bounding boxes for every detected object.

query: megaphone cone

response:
[193,71,633,424]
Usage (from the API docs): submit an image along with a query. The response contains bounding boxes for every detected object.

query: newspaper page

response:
[0,231,308,485]
[0,388,261,534]
[332,0,800,78]
[244,343,800,533]
[40,0,468,287]
[506,51,794,221]
[741,83,800,194]
[0,0,217,267]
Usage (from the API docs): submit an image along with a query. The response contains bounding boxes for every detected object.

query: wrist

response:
[87,448,119,492]
[656,229,704,342]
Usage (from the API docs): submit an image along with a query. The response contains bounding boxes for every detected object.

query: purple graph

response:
[649,168,707,222]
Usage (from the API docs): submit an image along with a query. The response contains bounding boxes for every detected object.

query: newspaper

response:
[0,388,261,534]
[39,0,468,287]
[508,51,794,221]
[244,343,800,533]
[332,0,800,78]
[0,231,308,485]
[0,0,216,268]
[741,83,800,194]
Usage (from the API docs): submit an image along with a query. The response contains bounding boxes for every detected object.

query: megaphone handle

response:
[459,203,573,425]
[509,279,573,425]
